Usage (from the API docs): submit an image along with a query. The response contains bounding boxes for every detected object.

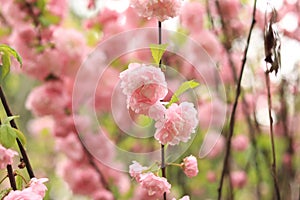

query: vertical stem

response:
[265,71,281,200]
[7,165,16,190]
[217,0,257,199]
[158,20,167,200]
[0,87,35,178]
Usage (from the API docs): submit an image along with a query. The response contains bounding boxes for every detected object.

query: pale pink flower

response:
[4,189,42,200]
[28,178,49,197]
[172,196,190,200]
[0,145,18,169]
[182,155,198,178]
[120,63,168,115]
[140,172,171,197]
[232,135,249,152]
[129,161,148,182]
[230,170,247,188]
[4,178,48,200]
[130,0,182,22]
[154,102,198,145]
[206,171,217,183]
[148,102,166,121]
[180,1,204,33]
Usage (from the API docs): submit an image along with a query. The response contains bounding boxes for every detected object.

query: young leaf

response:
[150,44,168,65]
[167,80,199,107]
[0,124,17,148]
[13,128,26,146]
[0,53,11,82]
[0,44,22,67]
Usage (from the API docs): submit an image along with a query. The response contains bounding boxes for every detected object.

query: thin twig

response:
[6,165,16,190]
[0,87,35,179]
[217,0,257,199]
[265,70,281,200]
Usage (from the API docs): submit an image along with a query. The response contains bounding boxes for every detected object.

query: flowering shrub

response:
[0,0,300,199]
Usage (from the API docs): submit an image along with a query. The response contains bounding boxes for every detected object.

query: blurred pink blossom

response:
[182,155,198,178]
[25,80,70,117]
[120,63,168,115]
[59,161,103,196]
[130,0,182,22]
[230,170,247,188]
[232,135,249,152]
[180,1,204,33]
[154,102,198,145]
[55,132,84,161]
[200,131,225,159]
[0,145,18,169]
[140,172,171,197]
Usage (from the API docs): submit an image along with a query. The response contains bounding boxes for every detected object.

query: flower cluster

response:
[120,63,198,145]
[129,161,171,198]
[4,178,48,200]
[130,0,182,22]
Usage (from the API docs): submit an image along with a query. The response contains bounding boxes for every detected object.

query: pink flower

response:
[92,189,114,200]
[130,0,182,22]
[148,102,166,121]
[28,178,49,197]
[129,161,148,182]
[0,145,18,169]
[154,102,198,145]
[120,63,168,115]
[182,155,198,178]
[140,173,171,197]
[230,170,247,188]
[25,80,70,117]
[4,178,48,200]
[180,1,204,33]
[232,135,249,152]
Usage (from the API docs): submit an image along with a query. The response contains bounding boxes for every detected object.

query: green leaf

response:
[0,44,22,67]
[13,128,26,146]
[150,44,168,65]
[3,115,19,125]
[36,0,46,11]
[0,55,10,82]
[167,80,200,107]
[0,124,17,148]
[16,172,24,190]
[0,188,11,199]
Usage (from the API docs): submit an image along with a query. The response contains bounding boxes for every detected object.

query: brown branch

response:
[217,0,257,199]
[0,87,35,179]
[6,165,16,190]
